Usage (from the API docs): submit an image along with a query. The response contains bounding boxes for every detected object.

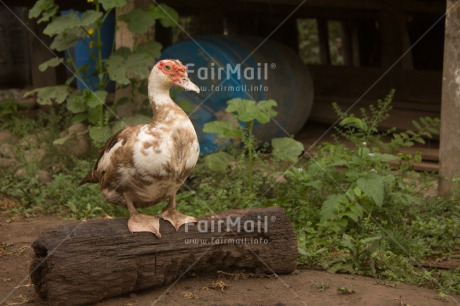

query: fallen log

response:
[30,206,297,306]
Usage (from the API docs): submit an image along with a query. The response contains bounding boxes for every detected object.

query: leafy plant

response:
[203,98,304,197]
[26,0,178,146]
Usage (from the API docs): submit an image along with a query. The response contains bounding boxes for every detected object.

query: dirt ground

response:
[0,216,458,306]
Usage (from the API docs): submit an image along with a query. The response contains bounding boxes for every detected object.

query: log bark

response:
[30,207,297,306]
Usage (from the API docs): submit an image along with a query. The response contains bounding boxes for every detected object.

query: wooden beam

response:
[27,18,58,87]
[351,22,361,66]
[340,21,353,66]
[379,9,413,70]
[317,19,330,65]
[161,0,445,15]
[438,1,460,195]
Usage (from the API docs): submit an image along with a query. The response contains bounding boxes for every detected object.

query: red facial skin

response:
[158,60,186,83]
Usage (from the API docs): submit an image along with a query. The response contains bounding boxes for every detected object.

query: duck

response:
[81,59,201,238]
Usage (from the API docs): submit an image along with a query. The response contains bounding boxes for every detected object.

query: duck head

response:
[149,59,200,94]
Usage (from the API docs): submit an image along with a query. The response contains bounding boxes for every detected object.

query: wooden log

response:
[30,207,297,306]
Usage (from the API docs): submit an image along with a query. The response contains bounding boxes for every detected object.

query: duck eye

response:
[164,65,171,71]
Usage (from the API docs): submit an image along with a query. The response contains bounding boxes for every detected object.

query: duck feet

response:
[160,209,197,231]
[128,214,161,238]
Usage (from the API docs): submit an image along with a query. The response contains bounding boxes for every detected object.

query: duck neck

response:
[148,79,175,117]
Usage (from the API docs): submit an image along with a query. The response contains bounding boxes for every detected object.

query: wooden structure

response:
[30,207,297,306]
[2,0,459,185]
[439,0,460,195]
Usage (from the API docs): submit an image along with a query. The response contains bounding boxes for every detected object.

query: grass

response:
[0,94,459,296]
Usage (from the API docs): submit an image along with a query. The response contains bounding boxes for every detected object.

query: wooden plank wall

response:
[308,65,442,132]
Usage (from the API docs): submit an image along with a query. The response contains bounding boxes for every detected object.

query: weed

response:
[314,281,331,292]
[336,286,355,294]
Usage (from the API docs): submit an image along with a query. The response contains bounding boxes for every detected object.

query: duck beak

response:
[174,76,200,93]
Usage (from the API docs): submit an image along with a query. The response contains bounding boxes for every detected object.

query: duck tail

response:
[80,171,98,185]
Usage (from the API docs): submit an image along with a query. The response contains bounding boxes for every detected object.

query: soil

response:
[0,215,458,306]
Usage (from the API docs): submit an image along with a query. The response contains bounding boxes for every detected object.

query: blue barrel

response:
[161,36,313,153]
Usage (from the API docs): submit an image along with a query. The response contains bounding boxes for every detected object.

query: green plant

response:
[336,286,355,294]
[270,91,460,294]
[314,281,330,292]
[203,98,304,197]
[26,0,178,146]
[2,89,458,295]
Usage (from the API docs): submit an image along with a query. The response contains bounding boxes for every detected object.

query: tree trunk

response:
[439,0,460,195]
[30,207,297,306]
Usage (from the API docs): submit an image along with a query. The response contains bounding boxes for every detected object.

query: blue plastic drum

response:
[161,36,314,153]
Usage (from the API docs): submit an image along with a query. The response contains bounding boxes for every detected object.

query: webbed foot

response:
[128,214,161,238]
[160,209,197,231]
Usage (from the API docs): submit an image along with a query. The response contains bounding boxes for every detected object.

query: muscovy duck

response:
[81,59,200,238]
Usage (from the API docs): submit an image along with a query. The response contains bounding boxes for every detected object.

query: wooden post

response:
[28,18,58,88]
[30,207,297,306]
[340,21,353,66]
[379,9,413,70]
[439,1,460,195]
[317,18,330,65]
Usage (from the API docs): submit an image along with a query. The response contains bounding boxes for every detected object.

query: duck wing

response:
[80,126,138,185]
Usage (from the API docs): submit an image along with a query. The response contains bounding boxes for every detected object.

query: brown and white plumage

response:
[81,59,200,237]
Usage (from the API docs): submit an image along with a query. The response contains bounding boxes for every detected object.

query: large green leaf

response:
[253,99,278,124]
[135,41,162,59]
[119,9,155,34]
[43,10,102,37]
[357,173,385,207]
[87,107,100,125]
[203,121,242,138]
[271,137,304,162]
[106,52,153,84]
[39,57,63,72]
[226,98,277,124]
[79,10,103,27]
[149,4,179,28]
[86,90,108,108]
[105,55,129,85]
[226,98,254,122]
[204,152,234,172]
[50,28,87,51]
[344,202,364,222]
[67,92,86,113]
[43,13,81,36]
[99,0,128,11]
[125,53,152,78]
[24,85,69,105]
[88,126,113,145]
[320,194,341,221]
[29,0,58,23]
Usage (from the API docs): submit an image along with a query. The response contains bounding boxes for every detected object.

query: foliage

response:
[0,93,23,120]
[1,91,458,295]
[187,92,456,295]
[26,0,177,146]
[203,98,304,198]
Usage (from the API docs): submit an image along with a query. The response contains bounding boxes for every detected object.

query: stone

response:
[0,130,12,143]
[15,168,26,178]
[0,157,15,168]
[37,170,52,183]
[56,123,90,157]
